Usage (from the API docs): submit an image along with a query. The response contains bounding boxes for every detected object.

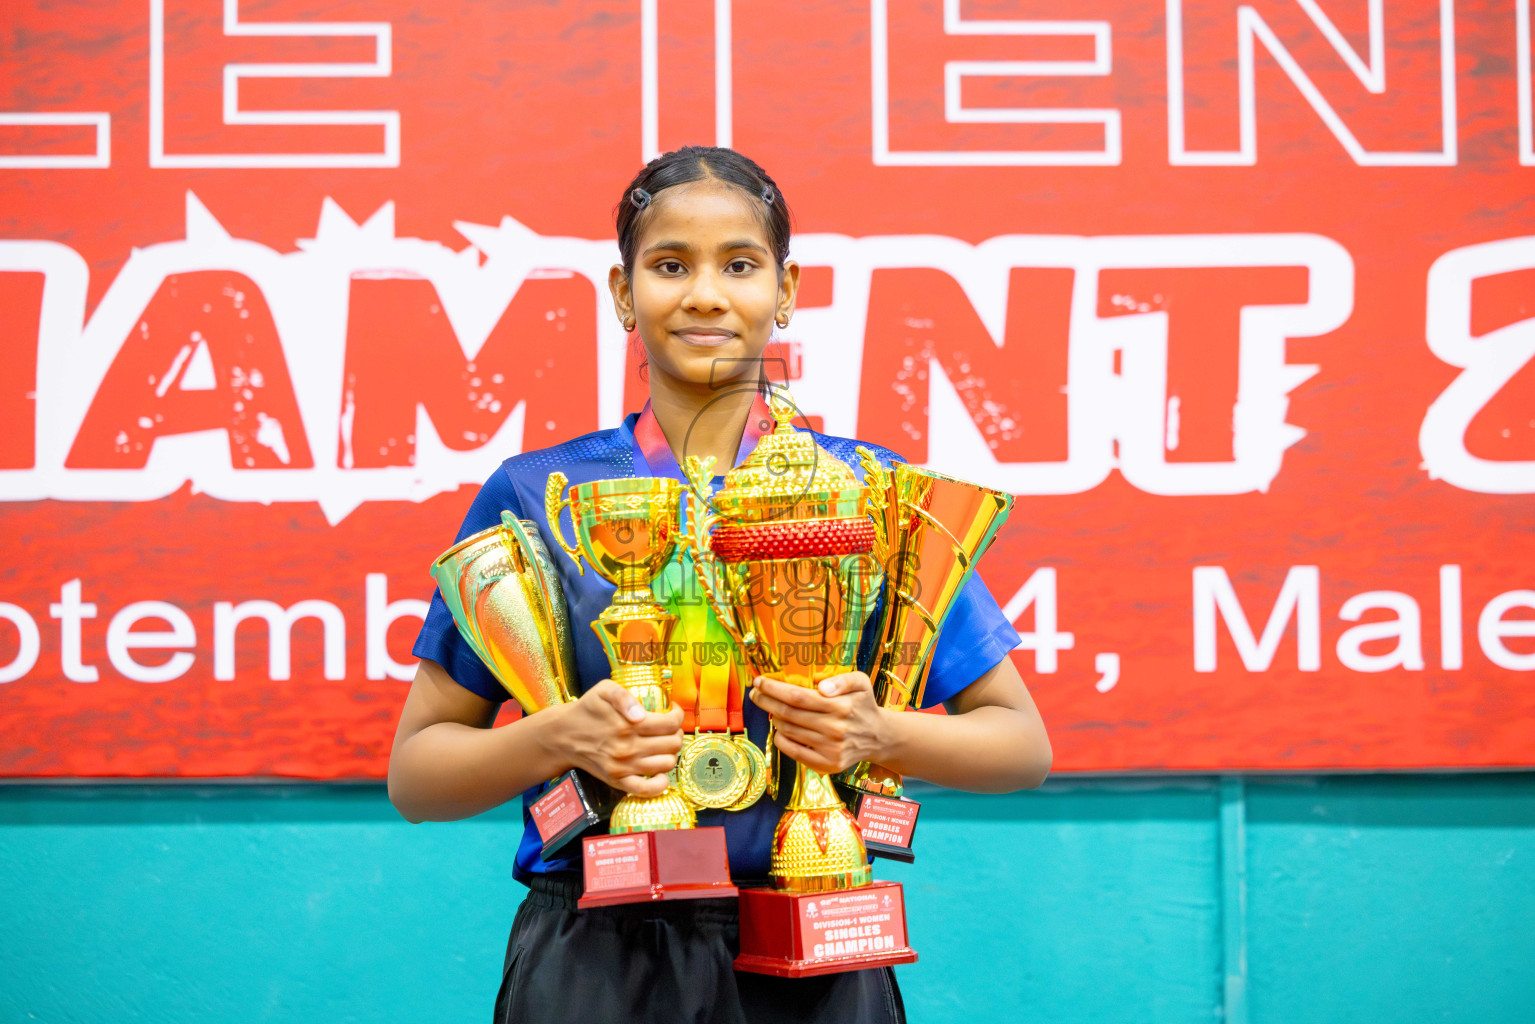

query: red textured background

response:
[1,0,1532,776]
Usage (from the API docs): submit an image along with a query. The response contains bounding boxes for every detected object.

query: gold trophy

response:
[430,512,579,713]
[683,391,884,891]
[686,388,918,976]
[430,512,611,858]
[544,475,695,834]
[839,455,1014,813]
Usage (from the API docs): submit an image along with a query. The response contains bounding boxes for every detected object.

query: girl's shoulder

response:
[497,424,634,481]
[476,425,635,520]
[802,429,907,480]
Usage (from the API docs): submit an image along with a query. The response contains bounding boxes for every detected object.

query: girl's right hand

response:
[549,681,684,796]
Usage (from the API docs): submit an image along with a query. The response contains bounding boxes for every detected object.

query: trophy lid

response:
[712,389,864,524]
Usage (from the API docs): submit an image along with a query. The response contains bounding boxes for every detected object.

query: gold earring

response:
[622,317,636,333]
[776,315,790,328]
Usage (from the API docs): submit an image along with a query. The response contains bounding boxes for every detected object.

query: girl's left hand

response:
[748,672,887,774]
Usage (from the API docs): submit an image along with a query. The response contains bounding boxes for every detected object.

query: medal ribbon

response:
[662,536,744,732]
[631,395,777,480]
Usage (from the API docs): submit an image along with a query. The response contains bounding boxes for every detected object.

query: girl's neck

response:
[646,370,762,474]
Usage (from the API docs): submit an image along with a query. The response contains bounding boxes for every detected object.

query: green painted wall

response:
[2,774,1532,1023]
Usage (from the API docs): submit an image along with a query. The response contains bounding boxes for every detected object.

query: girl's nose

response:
[683,267,729,315]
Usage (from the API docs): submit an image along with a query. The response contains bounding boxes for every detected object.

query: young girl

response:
[389,146,1053,1024]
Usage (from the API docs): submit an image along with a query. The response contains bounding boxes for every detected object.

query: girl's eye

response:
[658,260,685,274]
[727,260,753,273]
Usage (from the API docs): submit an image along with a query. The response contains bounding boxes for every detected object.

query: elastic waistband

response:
[526,872,740,923]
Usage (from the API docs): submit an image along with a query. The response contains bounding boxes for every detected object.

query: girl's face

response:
[609,179,799,389]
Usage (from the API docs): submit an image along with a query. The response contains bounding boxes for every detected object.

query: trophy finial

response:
[767,386,798,432]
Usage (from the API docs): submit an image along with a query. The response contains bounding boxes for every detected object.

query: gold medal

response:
[677,733,751,809]
[726,733,769,811]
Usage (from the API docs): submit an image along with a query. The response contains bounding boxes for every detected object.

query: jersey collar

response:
[629,392,777,480]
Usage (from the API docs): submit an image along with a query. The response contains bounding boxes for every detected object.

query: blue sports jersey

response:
[411,404,1021,884]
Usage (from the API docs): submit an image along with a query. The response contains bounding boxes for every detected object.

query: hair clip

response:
[760,185,775,205]
[630,187,652,210]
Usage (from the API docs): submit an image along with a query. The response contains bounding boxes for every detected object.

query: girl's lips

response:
[674,329,737,347]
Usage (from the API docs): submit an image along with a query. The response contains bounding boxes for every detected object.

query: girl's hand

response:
[749,672,887,774]
[549,681,684,796]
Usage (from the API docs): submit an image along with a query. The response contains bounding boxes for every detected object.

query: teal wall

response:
[3,774,1532,1023]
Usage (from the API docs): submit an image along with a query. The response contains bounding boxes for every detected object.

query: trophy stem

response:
[769,762,873,893]
[611,567,654,606]
[606,645,696,833]
[788,763,845,813]
[611,671,667,709]
[594,602,676,709]
[594,600,695,833]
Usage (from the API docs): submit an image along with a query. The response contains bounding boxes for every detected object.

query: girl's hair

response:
[615,146,791,275]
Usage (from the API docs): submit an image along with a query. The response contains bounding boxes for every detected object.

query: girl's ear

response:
[776,260,801,326]
[608,264,635,329]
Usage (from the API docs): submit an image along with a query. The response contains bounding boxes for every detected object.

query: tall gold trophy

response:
[431,512,578,712]
[430,512,611,858]
[545,476,738,907]
[836,455,1014,861]
[685,389,918,976]
[544,475,693,833]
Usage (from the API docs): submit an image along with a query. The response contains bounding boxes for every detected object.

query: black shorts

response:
[494,873,908,1024]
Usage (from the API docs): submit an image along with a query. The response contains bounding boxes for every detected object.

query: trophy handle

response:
[855,445,894,564]
[543,472,585,575]
[902,500,971,572]
[690,539,752,652]
[680,453,716,498]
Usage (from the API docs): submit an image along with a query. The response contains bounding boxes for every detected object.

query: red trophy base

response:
[734,881,918,978]
[577,827,739,909]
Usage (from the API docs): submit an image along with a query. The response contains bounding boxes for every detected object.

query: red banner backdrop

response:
[1,0,1532,777]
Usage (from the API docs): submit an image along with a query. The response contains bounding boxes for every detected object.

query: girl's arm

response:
[748,656,1052,793]
[388,658,685,823]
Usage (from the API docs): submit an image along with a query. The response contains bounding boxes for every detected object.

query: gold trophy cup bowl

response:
[546,474,696,834]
